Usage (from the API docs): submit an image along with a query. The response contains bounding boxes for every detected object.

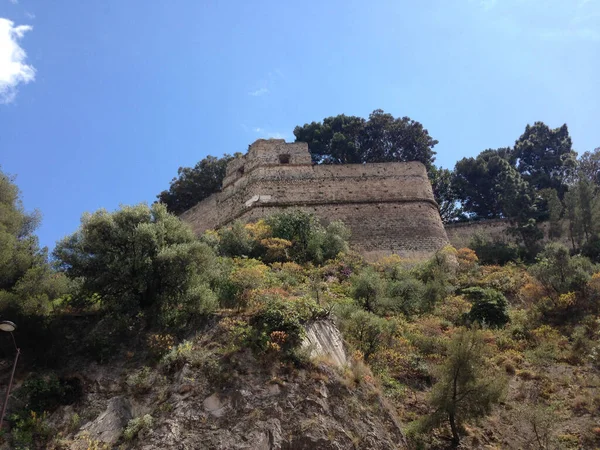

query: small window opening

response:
[279,154,291,164]
[237,166,245,176]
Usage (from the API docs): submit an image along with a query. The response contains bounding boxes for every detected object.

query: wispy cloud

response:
[247,68,284,98]
[8,0,19,4]
[469,0,600,41]
[25,12,36,20]
[248,87,268,97]
[0,18,35,103]
[244,126,290,141]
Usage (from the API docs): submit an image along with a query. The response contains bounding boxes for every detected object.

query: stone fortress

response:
[180,139,449,258]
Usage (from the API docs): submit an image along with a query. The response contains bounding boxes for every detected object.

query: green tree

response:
[0,168,69,316]
[578,147,600,186]
[513,122,577,197]
[343,309,392,361]
[350,266,385,312]
[294,109,438,169]
[462,287,509,328]
[429,166,460,223]
[453,149,530,219]
[53,203,217,319]
[157,154,235,215]
[540,188,563,239]
[563,177,600,249]
[423,328,506,447]
[529,242,596,296]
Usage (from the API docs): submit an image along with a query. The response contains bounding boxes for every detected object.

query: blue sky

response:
[1,0,599,250]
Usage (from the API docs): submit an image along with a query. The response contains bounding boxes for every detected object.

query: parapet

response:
[222,139,312,189]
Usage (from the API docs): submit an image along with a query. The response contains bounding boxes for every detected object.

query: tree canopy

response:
[157,155,235,215]
[0,168,70,317]
[293,109,438,169]
[53,203,218,320]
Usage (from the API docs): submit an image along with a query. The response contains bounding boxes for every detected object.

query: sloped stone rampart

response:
[180,139,449,257]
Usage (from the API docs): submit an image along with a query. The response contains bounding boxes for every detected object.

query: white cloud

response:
[9,0,19,4]
[252,127,289,140]
[0,18,35,103]
[25,12,36,20]
[248,87,268,97]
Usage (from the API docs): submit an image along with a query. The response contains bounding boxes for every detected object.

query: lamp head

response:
[0,321,17,332]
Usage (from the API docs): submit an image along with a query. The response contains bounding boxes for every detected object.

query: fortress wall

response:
[237,201,448,257]
[180,139,449,257]
[445,218,574,250]
[179,194,220,233]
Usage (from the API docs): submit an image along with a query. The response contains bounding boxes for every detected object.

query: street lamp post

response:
[0,321,19,429]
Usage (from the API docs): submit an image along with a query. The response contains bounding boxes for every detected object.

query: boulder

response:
[78,396,133,444]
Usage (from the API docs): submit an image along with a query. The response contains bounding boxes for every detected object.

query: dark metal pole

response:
[0,334,20,428]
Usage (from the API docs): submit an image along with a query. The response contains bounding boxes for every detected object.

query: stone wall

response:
[445,218,575,250]
[180,139,449,258]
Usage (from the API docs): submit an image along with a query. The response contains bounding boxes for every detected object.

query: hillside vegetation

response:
[2,157,600,449]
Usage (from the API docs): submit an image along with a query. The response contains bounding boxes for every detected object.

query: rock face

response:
[301,320,348,368]
[180,138,449,258]
[78,396,132,444]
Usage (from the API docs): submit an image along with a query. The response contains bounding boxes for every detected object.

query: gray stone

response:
[301,320,348,368]
[78,396,133,444]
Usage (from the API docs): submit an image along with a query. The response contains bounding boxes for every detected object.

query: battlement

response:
[223,139,312,188]
[181,139,449,258]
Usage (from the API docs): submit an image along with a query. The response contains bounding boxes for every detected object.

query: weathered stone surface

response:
[78,396,132,444]
[180,139,449,258]
[301,320,347,368]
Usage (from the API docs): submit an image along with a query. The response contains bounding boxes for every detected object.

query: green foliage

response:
[214,212,350,265]
[530,242,596,295]
[563,177,600,251]
[350,266,384,312]
[453,149,529,219]
[10,410,52,450]
[293,109,438,169]
[16,373,82,415]
[462,287,510,328]
[429,165,460,223]
[123,414,154,441]
[384,275,426,317]
[266,210,350,264]
[157,154,235,215]
[217,221,255,257]
[0,168,69,317]
[248,296,325,355]
[342,310,394,361]
[470,234,520,265]
[54,203,218,323]
[422,328,506,446]
[578,147,600,186]
[513,122,577,197]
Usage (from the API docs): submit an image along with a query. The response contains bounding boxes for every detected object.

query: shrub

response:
[53,203,218,320]
[17,373,82,415]
[224,258,269,309]
[217,221,255,257]
[10,410,52,450]
[421,328,506,447]
[463,287,510,328]
[248,296,324,356]
[266,211,350,264]
[350,266,385,312]
[384,275,426,317]
[123,414,153,441]
[470,234,520,265]
[342,310,394,361]
[456,247,479,272]
[530,242,596,296]
[126,367,153,394]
